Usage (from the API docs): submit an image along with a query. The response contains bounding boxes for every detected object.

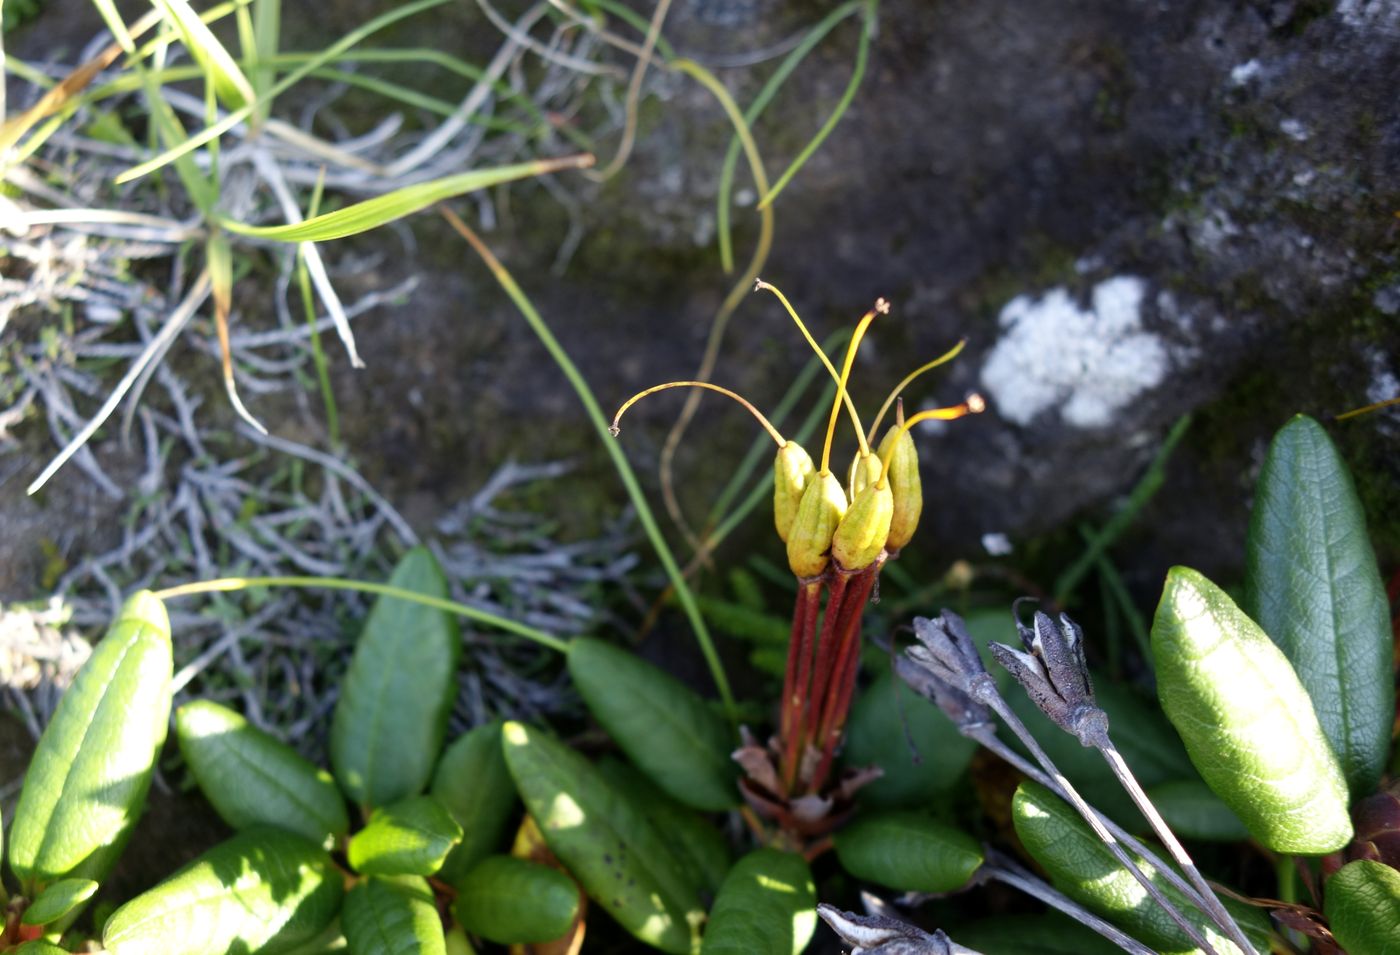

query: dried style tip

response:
[903,611,996,728]
[786,471,847,578]
[832,480,893,570]
[816,904,971,955]
[991,608,1106,747]
[773,441,816,543]
[877,423,922,552]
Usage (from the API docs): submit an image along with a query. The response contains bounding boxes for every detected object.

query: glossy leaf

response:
[952,914,1125,955]
[177,700,348,847]
[343,875,446,955]
[347,796,462,877]
[1013,781,1272,955]
[1152,566,1352,853]
[12,943,71,955]
[1324,860,1400,955]
[332,547,461,809]
[501,721,704,954]
[453,855,580,944]
[833,811,983,894]
[701,849,816,955]
[103,827,343,955]
[568,637,736,811]
[1145,780,1249,842]
[9,591,172,891]
[430,721,518,886]
[843,670,977,808]
[1245,414,1394,795]
[21,877,98,926]
[595,756,731,898]
[444,927,479,955]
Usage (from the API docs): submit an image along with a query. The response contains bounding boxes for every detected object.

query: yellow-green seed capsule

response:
[878,424,923,552]
[832,481,894,570]
[847,452,883,499]
[773,442,816,543]
[786,472,847,578]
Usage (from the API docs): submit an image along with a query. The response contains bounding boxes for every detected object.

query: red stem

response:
[782,573,849,791]
[780,582,822,742]
[808,559,883,791]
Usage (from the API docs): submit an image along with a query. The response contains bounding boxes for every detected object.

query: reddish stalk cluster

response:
[614,280,983,841]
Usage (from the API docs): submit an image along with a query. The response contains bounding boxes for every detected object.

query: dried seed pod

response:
[786,472,847,578]
[877,424,922,552]
[773,442,816,543]
[831,481,893,571]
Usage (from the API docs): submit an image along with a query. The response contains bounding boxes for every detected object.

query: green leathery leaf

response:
[103,827,343,955]
[952,914,1125,955]
[1324,860,1400,955]
[595,756,731,898]
[701,849,816,955]
[331,546,461,809]
[9,591,172,892]
[453,855,580,944]
[342,875,446,955]
[21,877,98,925]
[844,670,978,809]
[1245,414,1394,795]
[1012,780,1272,955]
[430,721,518,886]
[833,811,983,894]
[347,795,462,877]
[445,927,479,955]
[177,700,348,847]
[1152,566,1352,853]
[568,637,737,811]
[501,721,704,954]
[12,943,71,955]
[1145,780,1249,842]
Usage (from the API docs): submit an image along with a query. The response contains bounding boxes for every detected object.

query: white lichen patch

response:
[980,276,1170,428]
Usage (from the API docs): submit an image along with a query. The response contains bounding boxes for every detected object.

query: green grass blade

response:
[220,155,593,242]
[114,0,455,184]
[716,0,860,272]
[154,575,569,653]
[152,0,256,109]
[445,212,737,722]
[1054,413,1191,603]
[758,0,875,211]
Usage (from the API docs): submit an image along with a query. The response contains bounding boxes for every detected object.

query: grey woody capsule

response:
[991,608,1106,746]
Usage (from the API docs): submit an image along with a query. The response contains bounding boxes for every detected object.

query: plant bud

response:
[847,452,883,499]
[878,424,922,552]
[786,472,847,578]
[831,481,893,570]
[773,442,816,543]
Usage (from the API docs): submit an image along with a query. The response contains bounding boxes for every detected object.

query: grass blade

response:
[441,208,737,722]
[221,154,594,242]
[151,0,256,108]
[758,0,875,211]
[715,0,860,272]
[114,0,455,184]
